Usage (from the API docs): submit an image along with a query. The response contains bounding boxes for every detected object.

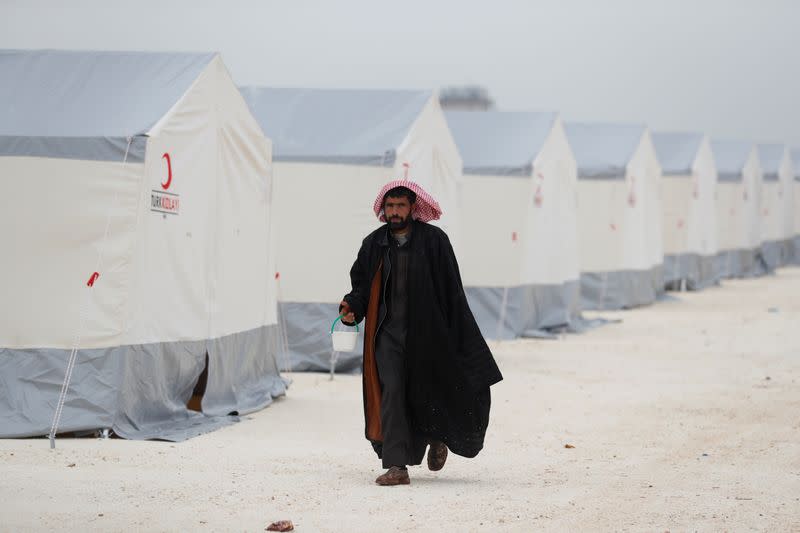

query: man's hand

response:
[339,300,356,324]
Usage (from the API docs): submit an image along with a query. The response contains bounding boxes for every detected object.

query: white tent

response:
[710,140,763,278]
[565,122,663,310]
[241,87,463,372]
[652,132,719,290]
[0,50,284,440]
[757,144,795,269]
[445,111,580,339]
[792,149,800,264]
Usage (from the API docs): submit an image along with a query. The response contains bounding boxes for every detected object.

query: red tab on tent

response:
[534,186,543,207]
[609,223,617,231]
[511,231,518,242]
[274,272,280,280]
[87,272,100,287]
[677,219,685,228]
[628,176,637,207]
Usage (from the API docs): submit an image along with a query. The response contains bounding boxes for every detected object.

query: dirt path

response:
[2,268,799,532]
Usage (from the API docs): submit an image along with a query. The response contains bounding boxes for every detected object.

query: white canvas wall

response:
[761,181,785,243]
[743,149,763,250]
[460,117,578,288]
[661,138,718,259]
[576,179,635,272]
[271,162,386,304]
[0,156,142,349]
[520,118,579,286]
[716,180,744,253]
[629,130,663,270]
[460,174,529,287]
[132,56,275,344]
[576,131,660,274]
[204,58,276,338]
[756,145,793,245]
[661,175,692,255]
[689,139,719,256]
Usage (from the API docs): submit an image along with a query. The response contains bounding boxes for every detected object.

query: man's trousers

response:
[375,326,428,468]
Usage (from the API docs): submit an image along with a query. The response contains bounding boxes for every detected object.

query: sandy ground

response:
[2,269,800,532]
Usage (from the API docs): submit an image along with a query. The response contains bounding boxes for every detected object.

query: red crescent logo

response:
[161,152,172,190]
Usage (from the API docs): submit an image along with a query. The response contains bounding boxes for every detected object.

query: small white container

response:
[330,315,359,352]
[331,330,358,352]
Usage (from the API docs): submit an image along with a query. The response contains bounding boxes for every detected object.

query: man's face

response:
[384,195,413,230]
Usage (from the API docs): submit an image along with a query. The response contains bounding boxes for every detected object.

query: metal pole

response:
[329,350,338,381]
[496,286,510,340]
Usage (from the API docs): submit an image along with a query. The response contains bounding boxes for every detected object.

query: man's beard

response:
[388,214,411,230]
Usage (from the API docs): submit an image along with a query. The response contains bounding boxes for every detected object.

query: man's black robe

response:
[342,220,503,459]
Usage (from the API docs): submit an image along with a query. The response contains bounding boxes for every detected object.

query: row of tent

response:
[1,49,798,441]
[250,93,799,372]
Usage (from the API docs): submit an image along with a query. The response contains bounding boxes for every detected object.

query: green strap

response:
[331,314,359,334]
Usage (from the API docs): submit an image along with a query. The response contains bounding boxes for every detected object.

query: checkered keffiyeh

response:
[373,179,442,223]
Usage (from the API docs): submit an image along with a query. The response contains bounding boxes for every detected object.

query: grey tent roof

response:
[710,139,754,182]
[0,49,217,162]
[792,148,800,180]
[757,143,786,182]
[239,87,431,166]
[564,122,647,179]
[444,111,557,176]
[651,131,705,176]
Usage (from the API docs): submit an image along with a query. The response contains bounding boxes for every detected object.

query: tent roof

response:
[444,111,557,176]
[710,139,754,182]
[0,49,216,138]
[651,131,705,176]
[564,122,647,179]
[0,49,216,162]
[757,143,786,181]
[239,87,431,166]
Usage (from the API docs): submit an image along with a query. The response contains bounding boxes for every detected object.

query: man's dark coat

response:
[342,220,503,459]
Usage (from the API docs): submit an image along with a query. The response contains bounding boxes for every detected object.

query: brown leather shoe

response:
[375,466,410,486]
[427,440,448,471]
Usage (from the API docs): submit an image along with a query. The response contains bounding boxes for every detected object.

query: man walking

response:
[340,180,502,486]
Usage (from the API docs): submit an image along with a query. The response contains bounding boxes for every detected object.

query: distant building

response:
[439,86,494,111]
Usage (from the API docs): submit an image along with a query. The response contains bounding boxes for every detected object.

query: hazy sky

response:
[2,0,799,146]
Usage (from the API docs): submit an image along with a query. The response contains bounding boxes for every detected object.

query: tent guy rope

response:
[49,136,134,449]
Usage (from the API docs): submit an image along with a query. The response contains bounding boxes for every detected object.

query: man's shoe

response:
[427,440,448,471]
[375,466,410,486]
